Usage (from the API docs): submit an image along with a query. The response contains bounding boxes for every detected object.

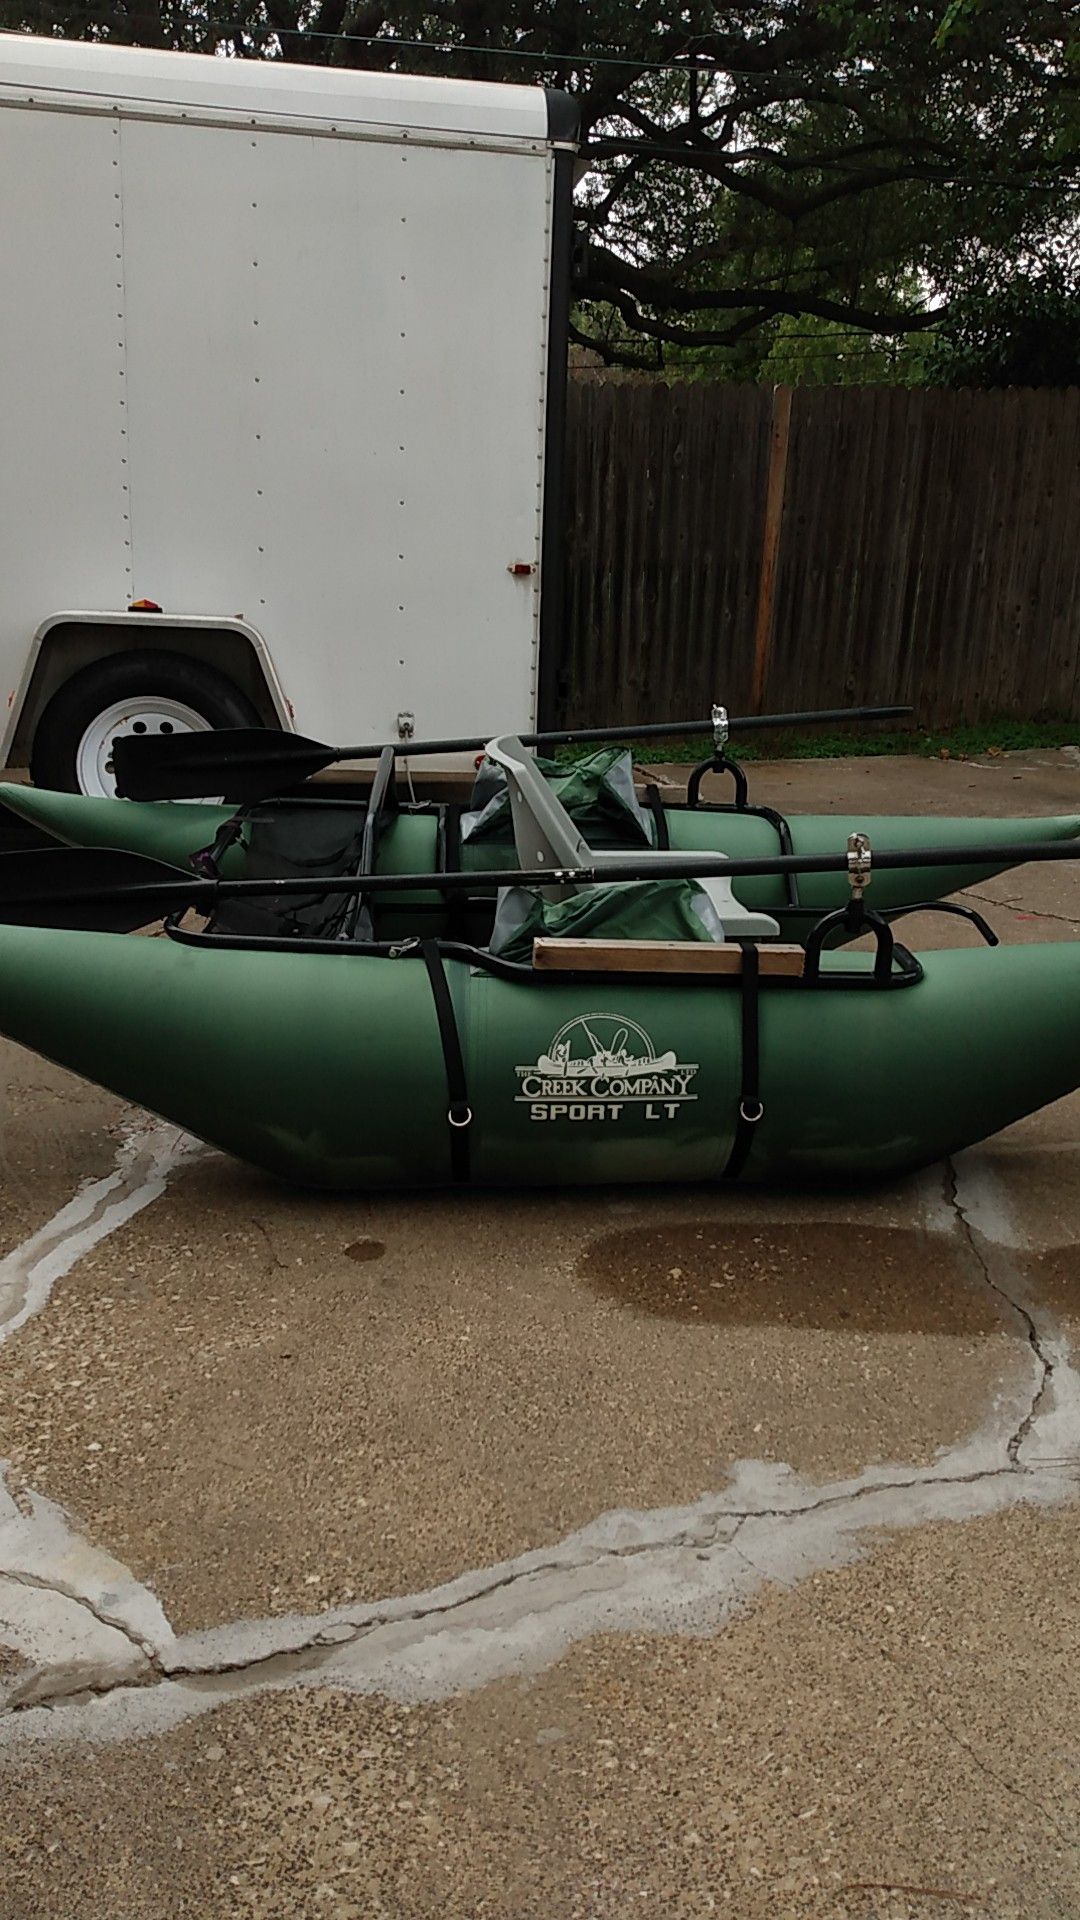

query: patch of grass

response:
[556,718,1079,765]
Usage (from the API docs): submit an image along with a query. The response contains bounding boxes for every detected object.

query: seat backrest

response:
[482,734,780,939]
[484,736,589,898]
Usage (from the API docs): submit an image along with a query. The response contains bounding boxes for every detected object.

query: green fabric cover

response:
[462,747,651,845]
[490,878,721,965]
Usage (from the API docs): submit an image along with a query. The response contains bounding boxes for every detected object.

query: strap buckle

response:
[712,702,729,751]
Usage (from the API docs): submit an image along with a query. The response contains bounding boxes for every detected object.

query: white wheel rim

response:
[75,697,217,800]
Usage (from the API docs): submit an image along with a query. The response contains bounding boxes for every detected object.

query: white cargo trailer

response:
[0,35,577,791]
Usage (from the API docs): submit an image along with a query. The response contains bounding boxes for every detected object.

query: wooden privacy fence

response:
[559,380,1080,730]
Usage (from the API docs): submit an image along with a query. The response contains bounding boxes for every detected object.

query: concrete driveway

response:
[1,750,1079,1919]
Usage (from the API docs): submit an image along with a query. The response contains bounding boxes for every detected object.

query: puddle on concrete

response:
[344,1239,386,1264]
[578,1222,1005,1336]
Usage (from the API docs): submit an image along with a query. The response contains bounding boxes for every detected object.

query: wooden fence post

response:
[750,385,793,712]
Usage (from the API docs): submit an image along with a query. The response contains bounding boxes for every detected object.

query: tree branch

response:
[582,247,945,334]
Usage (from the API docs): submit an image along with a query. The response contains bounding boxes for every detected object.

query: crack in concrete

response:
[0,1470,177,1696]
[6,1457,1073,1731]
[872,1638,1077,1851]
[7,1521,745,1714]
[944,1159,1053,1466]
[959,886,1080,931]
[0,1566,157,1667]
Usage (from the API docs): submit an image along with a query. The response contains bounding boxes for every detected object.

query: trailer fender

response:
[4,612,291,780]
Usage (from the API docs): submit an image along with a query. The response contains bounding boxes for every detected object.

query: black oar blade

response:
[111,727,336,802]
[0,848,200,932]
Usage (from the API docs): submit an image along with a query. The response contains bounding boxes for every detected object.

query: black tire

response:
[30,648,263,794]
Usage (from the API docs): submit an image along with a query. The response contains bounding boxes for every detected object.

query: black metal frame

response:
[172,766,1003,991]
[163,911,926,992]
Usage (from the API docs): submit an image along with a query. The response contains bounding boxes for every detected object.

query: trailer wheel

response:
[30,649,263,796]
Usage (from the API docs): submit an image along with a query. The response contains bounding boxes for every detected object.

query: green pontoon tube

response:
[3,727,1077,946]
[0,736,1078,1193]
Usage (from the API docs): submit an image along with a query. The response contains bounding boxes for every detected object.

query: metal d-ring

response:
[448,1104,473,1128]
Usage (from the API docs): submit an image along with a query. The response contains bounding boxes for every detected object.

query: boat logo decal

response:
[515,1014,699,1123]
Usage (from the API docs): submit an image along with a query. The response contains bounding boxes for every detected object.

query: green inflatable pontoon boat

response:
[0,733,1077,1193]
[0,920,1077,1192]
[2,733,1078,947]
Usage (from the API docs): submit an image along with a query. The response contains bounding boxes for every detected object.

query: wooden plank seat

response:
[532,938,805,976]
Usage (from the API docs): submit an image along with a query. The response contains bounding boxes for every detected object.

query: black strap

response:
[421,940,471,1183]
[442,804,461,874]
[722,941,763,1180]
[441,804,471,943]
[642,783,670,850]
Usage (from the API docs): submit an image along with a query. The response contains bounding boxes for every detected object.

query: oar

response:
[110,704,914,803]
[0,849,192,932]
[1,838,1076,935]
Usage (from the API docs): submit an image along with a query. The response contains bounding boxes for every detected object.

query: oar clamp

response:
[688,706,750,812]
[847,831,872,900]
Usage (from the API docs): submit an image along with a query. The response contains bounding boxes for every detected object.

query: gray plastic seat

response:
[483,735,780,941]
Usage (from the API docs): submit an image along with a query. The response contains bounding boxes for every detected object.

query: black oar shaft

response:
[175,838,1080,893]
[6,837,1079,920]
[341,704,914,760]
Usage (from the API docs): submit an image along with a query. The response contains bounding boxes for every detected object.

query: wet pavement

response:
[0,748,1079,1918]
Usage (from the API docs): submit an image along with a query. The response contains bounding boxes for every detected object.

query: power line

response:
[191,20,1078,101]
[179,24,750,71]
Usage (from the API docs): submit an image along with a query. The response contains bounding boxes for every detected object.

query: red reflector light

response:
[129,598,163,613]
